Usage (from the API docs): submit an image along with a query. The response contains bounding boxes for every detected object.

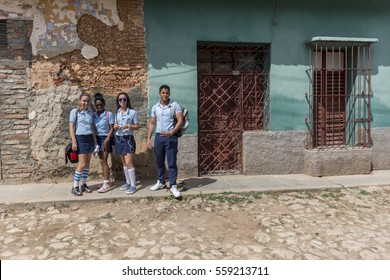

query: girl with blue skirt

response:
[69,92,97,196]
[93,92,115,193]
[114,92,140,194]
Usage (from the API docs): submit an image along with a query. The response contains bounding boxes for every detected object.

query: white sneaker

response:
[150,180,166,191]
[169,185,181,198]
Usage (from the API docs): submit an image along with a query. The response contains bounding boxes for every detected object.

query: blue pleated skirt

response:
[76,134,94,154]
[114,135,136,155]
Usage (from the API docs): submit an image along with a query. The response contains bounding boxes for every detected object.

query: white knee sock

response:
[128,168,136,187]
[123,167,131,185]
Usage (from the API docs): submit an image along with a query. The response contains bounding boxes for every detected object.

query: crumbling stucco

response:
[1,0,149,183]
[1,0,120,58]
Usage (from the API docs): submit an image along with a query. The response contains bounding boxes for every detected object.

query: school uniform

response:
[93,110,115,153]
[151,100,181,187]
[114,108,139,155]
[69,108,94,154]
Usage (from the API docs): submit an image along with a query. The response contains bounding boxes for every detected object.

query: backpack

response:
[170,102,189,138]
[65,109,79,164]
[65,142,79,164]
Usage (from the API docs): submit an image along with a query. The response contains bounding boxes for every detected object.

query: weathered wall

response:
[371,128,390,170]
[0,18,33,181]
[144,0,390,177]
[243,131,374,176]
[303,149,372,176]
[1,0,150,183]
[243,131,306,175]
[0,60,32,181]
[0,19,32,60]
[2,0,390,183]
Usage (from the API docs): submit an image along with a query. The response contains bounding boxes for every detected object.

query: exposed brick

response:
[7,64,28,70]
[14,169,33,173]
[2,114,27,119]
[8,173,31,178]
[13,120,30,125]
[13,124,29,130]
[0,69,13,74]
[0,155,13,160]
[9,74,26,79]
[0,129,29,136]
[2,139,28,145]
[8,144,30,149]
[11,84,27,90]
[2,160,20,165]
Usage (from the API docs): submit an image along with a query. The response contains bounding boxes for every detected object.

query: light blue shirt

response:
[151,100,181,133]
[69,108,94,135]
[115,108,139,136]
[93,110,114,136]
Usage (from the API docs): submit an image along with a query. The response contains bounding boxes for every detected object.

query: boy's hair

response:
[159,84,170,92]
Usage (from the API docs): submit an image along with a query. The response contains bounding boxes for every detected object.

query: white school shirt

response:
[93,110,115,136]
[151,100,181,133]
[69,108,94,135]
[115,108,139,136]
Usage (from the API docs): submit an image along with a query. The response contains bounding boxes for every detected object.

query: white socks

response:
[123,167,136,187]
[123,167,131,185]
[128,168,136,187]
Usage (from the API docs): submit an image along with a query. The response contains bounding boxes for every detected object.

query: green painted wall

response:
[145,0,390,132]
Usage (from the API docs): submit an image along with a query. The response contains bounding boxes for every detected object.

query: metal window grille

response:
[197,42,271,130]
[305,37,377,149]
[0,20,7,50]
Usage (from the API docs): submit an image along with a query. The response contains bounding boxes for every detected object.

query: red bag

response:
[65,143,79,164]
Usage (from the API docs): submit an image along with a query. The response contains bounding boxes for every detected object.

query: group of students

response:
[69,85,183,199]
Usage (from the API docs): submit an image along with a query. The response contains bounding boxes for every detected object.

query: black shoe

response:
[71,187,82,196]
[81,183,92,193]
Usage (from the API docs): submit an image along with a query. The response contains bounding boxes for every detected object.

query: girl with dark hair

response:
[114,92,140,194]
[69,92,97,196]
[93,92,115,193]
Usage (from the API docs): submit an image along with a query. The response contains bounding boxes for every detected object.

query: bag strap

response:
[170,102,178,119]
[73,109,78,132]
[106,111,116,139]
[105,111,110,126]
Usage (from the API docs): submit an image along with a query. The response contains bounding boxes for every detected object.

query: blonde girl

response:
[69,92,97,196]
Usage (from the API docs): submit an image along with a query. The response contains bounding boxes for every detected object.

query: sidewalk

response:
[1,170,390,204]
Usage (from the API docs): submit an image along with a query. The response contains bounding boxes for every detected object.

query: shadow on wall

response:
[110,148,156,181]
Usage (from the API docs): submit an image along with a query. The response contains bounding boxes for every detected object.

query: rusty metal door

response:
[197,43,270,175]
[198,74,242,175]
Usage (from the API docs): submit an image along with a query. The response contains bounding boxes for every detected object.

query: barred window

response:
[306,37,378,149]
[0,20,7,50]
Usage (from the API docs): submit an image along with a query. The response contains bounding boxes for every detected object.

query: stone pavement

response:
[0,171,389,260]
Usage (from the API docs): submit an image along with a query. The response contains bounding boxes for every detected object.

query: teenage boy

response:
[147,85,183,198]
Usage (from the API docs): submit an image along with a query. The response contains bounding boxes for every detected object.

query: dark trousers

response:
[154,134,178,186]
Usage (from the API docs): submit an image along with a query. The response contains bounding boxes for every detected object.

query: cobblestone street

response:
[1,185,389,260]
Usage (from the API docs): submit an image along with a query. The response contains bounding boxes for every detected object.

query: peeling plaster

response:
[0,1,38,19]
[81,44,98,59]
[1,0,121,58]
